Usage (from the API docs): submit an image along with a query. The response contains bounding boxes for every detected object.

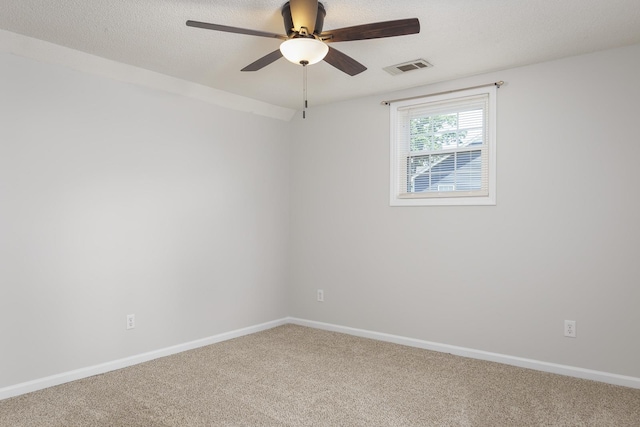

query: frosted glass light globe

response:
[280,38,329,65]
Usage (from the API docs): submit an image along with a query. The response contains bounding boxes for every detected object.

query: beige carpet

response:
[1,324,639,426]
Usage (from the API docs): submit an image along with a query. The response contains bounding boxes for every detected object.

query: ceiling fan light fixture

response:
[280,38,328,65]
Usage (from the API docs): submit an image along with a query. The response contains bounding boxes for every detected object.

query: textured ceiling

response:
[1,0,640,111]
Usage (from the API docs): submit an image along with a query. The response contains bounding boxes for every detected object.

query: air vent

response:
[383,59,433,76]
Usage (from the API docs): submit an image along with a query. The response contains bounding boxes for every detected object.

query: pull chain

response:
[301,60,309,119]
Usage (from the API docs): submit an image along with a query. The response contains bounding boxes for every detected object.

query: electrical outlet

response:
[317,289,324,302]
[564,320,576,338]
[126,314,135,330]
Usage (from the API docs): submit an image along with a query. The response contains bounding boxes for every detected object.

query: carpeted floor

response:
[1,324,639,426]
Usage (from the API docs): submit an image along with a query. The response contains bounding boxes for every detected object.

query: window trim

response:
[389,85,497,207]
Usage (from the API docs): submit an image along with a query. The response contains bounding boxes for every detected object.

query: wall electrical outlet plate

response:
[317,289,324,302]
[126,314,135,330]
[564,320,576,338]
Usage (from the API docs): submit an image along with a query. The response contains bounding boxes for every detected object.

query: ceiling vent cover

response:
[384,59,432,76]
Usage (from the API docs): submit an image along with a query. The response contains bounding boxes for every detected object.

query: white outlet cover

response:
[126,314,135,330]
[564,320,576,338]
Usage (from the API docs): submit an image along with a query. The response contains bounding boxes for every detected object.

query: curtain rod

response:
[380,81,504,106]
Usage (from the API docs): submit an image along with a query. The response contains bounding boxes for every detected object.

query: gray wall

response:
[0,53,290,388]
[289,44,640,378]
[2,40,639,392]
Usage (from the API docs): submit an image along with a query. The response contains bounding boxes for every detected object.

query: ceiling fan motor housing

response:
[281,1,326,37]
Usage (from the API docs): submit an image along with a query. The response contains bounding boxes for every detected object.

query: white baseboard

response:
[287,317,640,390]
[0,318,289,401]
[3,316,638,401]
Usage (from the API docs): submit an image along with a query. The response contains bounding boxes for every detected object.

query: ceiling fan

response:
[186,0,420,76]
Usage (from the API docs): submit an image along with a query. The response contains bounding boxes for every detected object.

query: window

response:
[390,86,496,206]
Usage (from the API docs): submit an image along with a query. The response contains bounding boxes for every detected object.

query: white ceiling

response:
[1,0,639,111]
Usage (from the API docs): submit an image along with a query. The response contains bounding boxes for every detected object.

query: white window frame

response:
[389,86,497,206]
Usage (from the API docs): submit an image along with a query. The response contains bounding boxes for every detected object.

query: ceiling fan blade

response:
[186,20,287,40]
[241,50,283,72]
[323,46,367,76]
[289,0,318,34]
[320,18,420,43]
